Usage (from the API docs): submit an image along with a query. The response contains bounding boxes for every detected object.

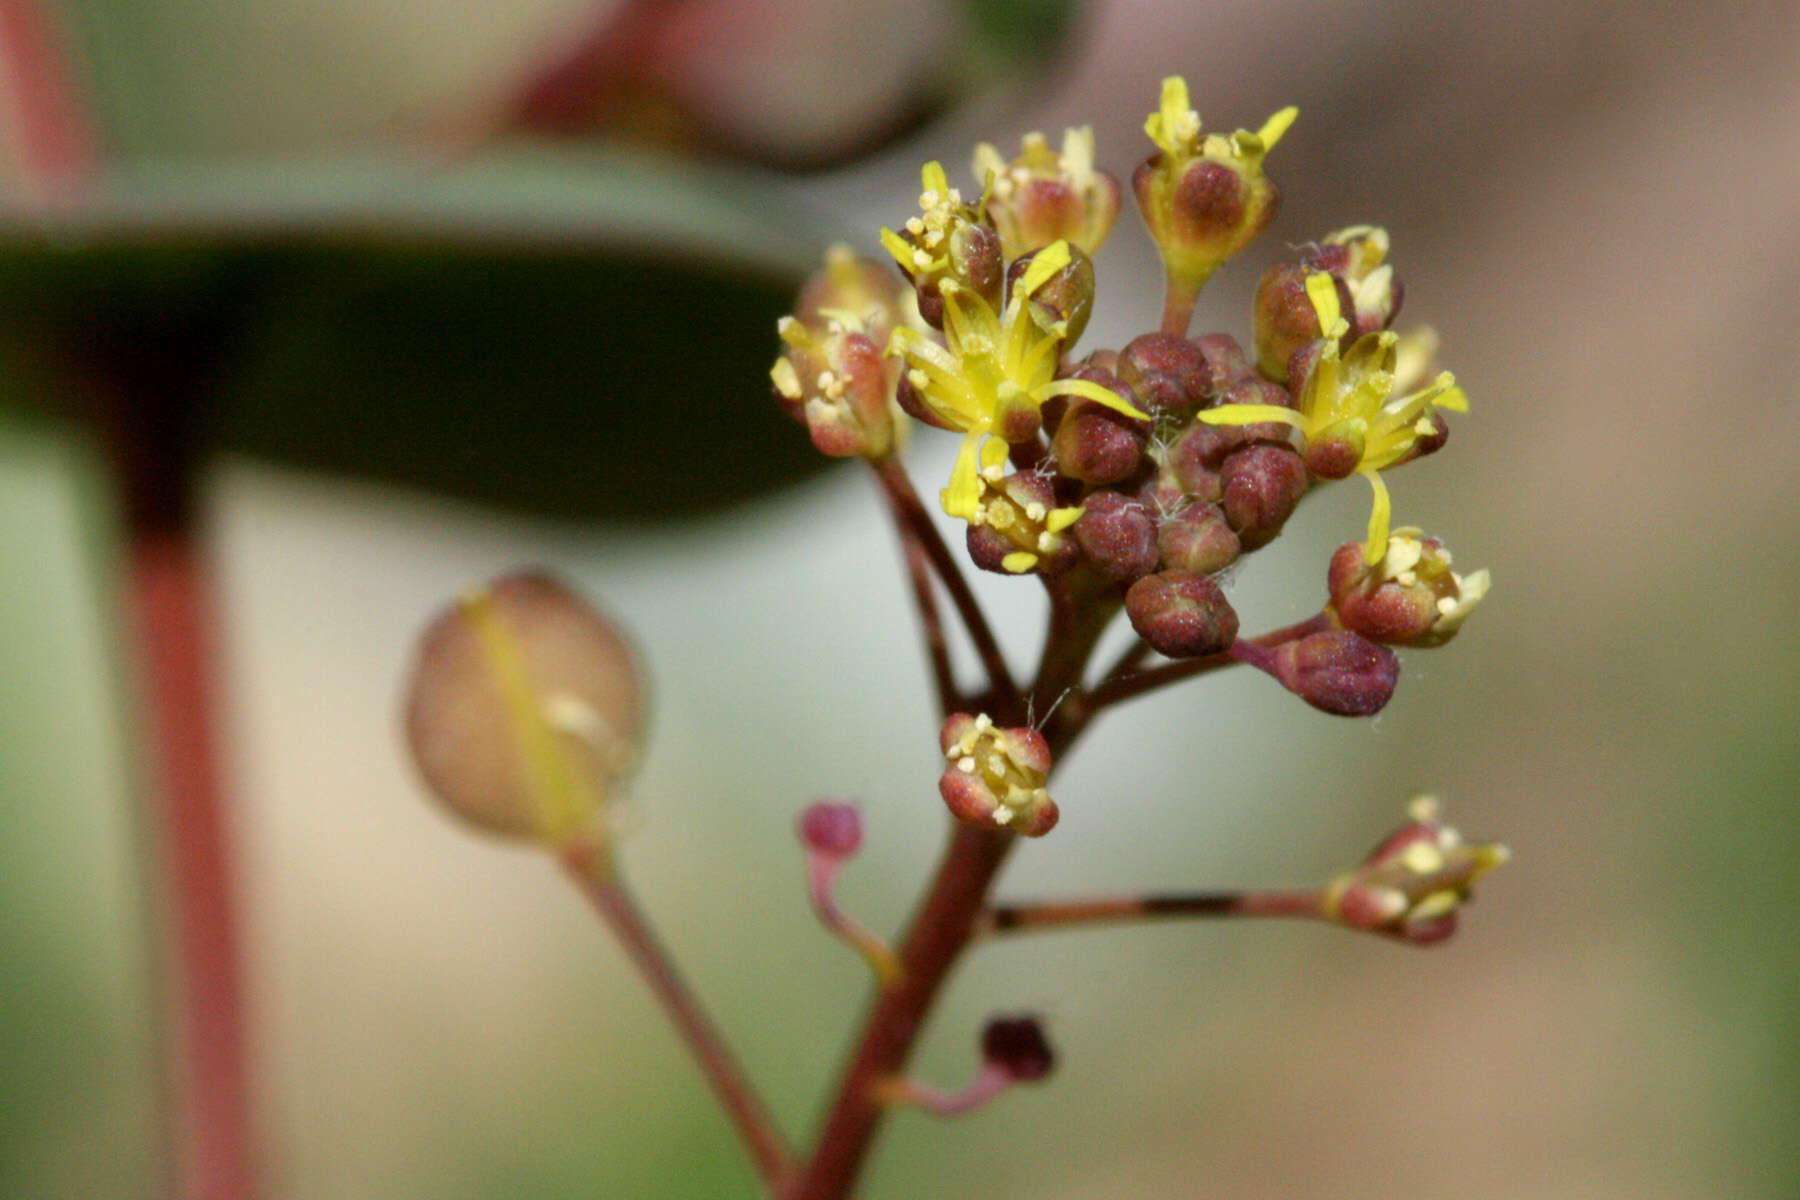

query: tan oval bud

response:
[404,572,644,845]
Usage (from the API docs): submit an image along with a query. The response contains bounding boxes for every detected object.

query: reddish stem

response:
[561,841,793,1184]
[129,527,259,1200]
[783,822,1015,1200]
[985,888,1325,935]
[870,457,1020,716]
[0,0,98,197]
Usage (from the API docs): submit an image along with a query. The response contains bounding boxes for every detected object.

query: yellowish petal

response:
[1305,272,1349,339]
[1198,404,1304,428]
[1362,471,1393,565]
[941,433,986,519]
[1253,105,1298,151]
[1001,551,1039,574]
[1018,239,1073,295]
[1038,376,1151,420]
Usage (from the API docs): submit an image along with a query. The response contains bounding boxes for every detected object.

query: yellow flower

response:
[887,240,1147,519]
[1134,76,1297,294]
[1328,527,1492,647]
[1321,795,1509,945]
[878,162,1002,323]
[1201,272,1467,561]
[971,126,1121,258]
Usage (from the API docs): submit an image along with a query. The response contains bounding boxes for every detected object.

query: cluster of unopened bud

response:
[938,714,1057,836]
[1322,796,1509,944]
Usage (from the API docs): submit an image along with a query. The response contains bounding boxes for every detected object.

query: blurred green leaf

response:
[0,151,836,519]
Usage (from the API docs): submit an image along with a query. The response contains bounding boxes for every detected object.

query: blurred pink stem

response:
[0,0,97,196]
[560,839,793,1184]
[873,1063,1013,1117]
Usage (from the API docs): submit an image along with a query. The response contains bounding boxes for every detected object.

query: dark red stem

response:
[985,888,1325,934]
[782,822,1015,1200]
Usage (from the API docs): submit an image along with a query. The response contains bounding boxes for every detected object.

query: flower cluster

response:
[770,73,1491,808]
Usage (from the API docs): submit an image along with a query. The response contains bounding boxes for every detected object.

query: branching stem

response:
[985,888,1325,936]
[871,456,1020,716]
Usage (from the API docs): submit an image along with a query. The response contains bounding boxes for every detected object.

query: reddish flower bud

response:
[1253,260,1343,383]
[1052,396,1150,485]
[1156,501,1240,575]
[939,714,1058,837]
[1134,78,1296,293]
[981,1015,1056,1083]
[1116,332,1211,417]
[1259,629,1400,717]
[882,162,1002,329]
[1219,443,1308,549]
[973,127,1122,258]
[797,801,864,858]
[772,318,898,458]
[1071,489,1159,583]
[1125,571,1239,658]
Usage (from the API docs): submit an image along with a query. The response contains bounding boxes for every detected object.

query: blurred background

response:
[2,1,1797,1197]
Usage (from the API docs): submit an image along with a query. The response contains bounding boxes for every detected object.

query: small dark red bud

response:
[1156,502,1240,575]
[798,801,864,858]
[1125,571,1239,658]
[1268,630,1400,716]
[1052,398,1150,485]
[1304,434,1365,480]
[1220,443,1308,549]
[1253,262,1319,383]
[1072,490,1159,583]
[981,1015,1055,1083]
[1166,422,1240,500]
[1192,332,1251,399]
[1117,333,1209,415]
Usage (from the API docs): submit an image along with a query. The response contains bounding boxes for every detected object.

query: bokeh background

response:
[3,1,1798,1197]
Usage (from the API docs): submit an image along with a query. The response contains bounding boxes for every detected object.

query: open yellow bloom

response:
[887,241,1147,519]
[1201,272,1467,561]
[972,126,1121,258]
[1135,76,1298,294]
